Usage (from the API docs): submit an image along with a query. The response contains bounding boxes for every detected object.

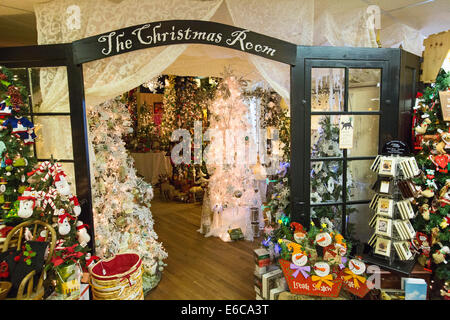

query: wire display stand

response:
[364,152,418,274]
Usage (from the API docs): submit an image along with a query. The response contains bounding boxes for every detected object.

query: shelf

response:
[360,253,416,275]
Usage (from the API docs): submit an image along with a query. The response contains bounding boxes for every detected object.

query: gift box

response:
[254,248,270,267]
[269,287,287,300]
[262,268,283,299]
[403,278,427,300]
[279,259,343,298]
[228,228,244,241]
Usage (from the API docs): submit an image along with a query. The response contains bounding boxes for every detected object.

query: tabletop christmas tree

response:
[411,69,450,295]
[0,66,37,222]
[88,97,168,293]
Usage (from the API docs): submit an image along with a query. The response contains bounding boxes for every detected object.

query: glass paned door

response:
[306,60,390,248]
[8,67,77,192]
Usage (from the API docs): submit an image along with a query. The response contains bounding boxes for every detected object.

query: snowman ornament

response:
[315,232,332,247]
[76,221,90,247]
[292,252,308,267]
[348,259,366,275]
[314,262,330,277]
[55,209,72,236]
[17,189,36,218]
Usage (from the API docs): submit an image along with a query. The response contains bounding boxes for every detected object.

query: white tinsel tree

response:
[203,73,263,242]
[310,116,356,235]
[87,98,168,293]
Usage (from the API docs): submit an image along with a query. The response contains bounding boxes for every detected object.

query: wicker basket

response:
[89,253,144,300]
[0,281,12,300]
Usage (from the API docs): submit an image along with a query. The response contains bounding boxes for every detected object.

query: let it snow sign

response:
[72,20,296,65]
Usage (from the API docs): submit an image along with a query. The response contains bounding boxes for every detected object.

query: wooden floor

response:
[145,194,260,300]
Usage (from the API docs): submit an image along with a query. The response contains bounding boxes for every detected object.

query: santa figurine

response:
[54,172,71,196]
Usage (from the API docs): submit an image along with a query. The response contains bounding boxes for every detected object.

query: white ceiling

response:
[0,0,449,47]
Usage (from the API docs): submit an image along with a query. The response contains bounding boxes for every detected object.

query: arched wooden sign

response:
[71,20,297,65]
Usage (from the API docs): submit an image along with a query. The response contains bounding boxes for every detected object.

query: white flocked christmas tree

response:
[202,72,264,242]
[87,98,167,293]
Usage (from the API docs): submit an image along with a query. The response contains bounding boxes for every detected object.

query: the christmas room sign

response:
[72,20,296,65]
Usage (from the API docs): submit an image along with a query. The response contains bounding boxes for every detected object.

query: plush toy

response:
[432,245,449,264]
[76,221,90,247]
[415,118,431,135]
[439,180,450,206]
[421,188,435,198]
[420,203,430,220]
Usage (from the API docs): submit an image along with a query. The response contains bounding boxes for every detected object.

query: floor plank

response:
[145,194,260,300]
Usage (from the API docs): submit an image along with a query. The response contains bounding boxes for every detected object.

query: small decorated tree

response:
[23,160,89,296]
[0,66,37,222]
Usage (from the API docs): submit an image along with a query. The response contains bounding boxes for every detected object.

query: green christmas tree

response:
[0,66,37,222]
[412,69,450,290]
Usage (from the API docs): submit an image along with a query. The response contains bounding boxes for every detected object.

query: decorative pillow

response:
[1,241,48,298]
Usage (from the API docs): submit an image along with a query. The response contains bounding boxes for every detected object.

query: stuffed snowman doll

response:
[76,221,90,247]
[54,172,71,196]
[55,209,72,236]
[17,188,36,218]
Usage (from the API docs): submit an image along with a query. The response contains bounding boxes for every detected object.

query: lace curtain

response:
[34,0,224,111]
[34,0,426,111]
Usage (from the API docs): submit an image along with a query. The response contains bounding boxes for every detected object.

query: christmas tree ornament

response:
[76,221,91,247]
[54,172,71,196]
[69,195,81,216]
[17,188,36,218]
[56,211,74,236]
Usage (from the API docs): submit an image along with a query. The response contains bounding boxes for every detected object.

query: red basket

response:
[89,253,144,300]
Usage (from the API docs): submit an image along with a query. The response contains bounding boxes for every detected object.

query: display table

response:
[130,152,173,185]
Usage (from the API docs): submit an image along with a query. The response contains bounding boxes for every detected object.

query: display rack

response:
[362,143,420,275]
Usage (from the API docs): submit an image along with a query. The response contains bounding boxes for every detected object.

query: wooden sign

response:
[72,20,296,65]
[337,268,370,298]
[439,91,450,121]
[279,259,343,298]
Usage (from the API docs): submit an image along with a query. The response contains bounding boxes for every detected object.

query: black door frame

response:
[0,20,413,254]
[290,46,402,232]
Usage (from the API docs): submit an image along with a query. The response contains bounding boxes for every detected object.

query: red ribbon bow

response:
[58,212,75,223]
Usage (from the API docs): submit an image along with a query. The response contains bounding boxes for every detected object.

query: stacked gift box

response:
[253,248,287,300]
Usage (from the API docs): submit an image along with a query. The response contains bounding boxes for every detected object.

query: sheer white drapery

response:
[34,0,429,112]
[34,0,224,111]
